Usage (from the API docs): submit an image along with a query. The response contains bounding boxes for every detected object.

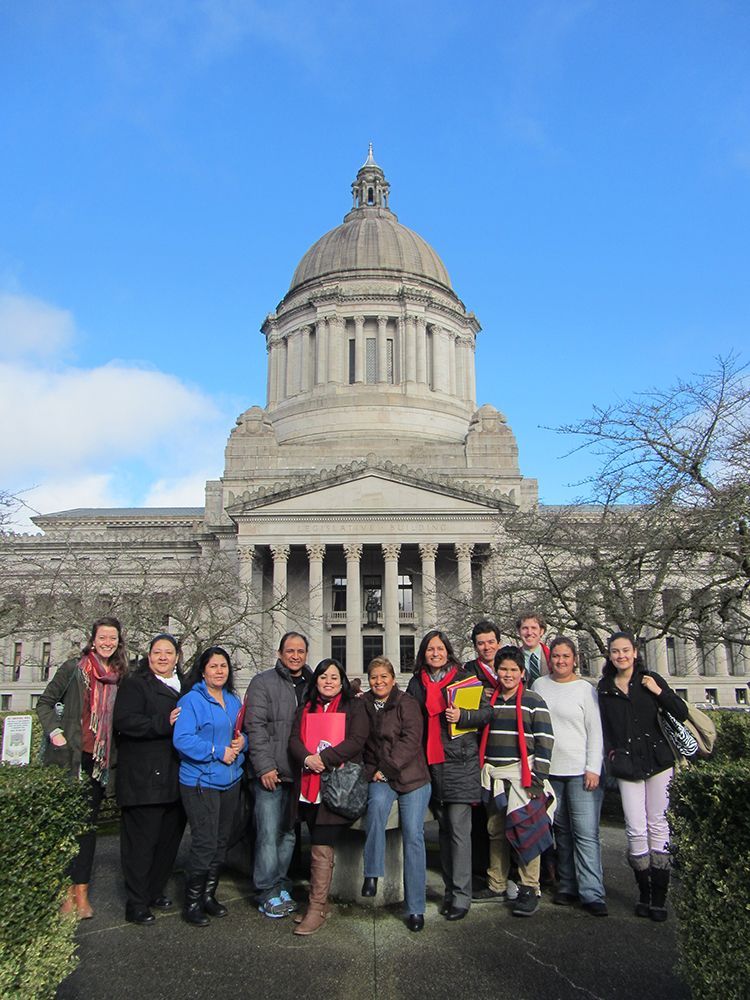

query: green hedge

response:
[669,722,750,1000]
[0,760,88,999]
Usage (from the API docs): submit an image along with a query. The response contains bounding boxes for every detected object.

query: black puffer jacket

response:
[406,670,481,804]
[597,664,688,780]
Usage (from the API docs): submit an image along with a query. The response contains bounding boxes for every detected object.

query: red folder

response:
[233,703,246,741]
[304,713,345,753]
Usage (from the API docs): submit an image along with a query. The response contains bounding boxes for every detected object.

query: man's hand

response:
[260,769,280,791]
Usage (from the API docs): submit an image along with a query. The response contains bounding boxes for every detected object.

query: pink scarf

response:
[80,653,119,785]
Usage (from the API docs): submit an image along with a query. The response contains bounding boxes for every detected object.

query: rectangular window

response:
[331,636,346,671]
[348,340,355,384]
[41,642,51,680]
[1,695,11,711]
[637,638,649,669]
[365,338,377,384]
[399,636,415,674]
[363,575,382,623]
[13,642,22,681]
[704,688,718,705]
[386,339,394,383]
[675,689,689,701]
[332,576,347,613]
[666,637,677,676]
[397,574,413,614]
[735,688,748,706]
[362,635,384,668]
[726,643,744,676]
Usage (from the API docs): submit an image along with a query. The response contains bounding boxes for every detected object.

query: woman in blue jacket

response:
[173,646,246,926]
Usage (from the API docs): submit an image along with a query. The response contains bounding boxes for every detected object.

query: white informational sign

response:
[2,715,33,765]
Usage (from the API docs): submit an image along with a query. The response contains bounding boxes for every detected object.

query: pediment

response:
[227,465,513,519]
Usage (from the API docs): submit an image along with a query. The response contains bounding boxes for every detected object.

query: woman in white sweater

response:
[532,636,606,915]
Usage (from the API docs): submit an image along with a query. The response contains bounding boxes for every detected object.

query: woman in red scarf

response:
[288,658,369,936]
[38,616,128,919]
[406,629,481,921]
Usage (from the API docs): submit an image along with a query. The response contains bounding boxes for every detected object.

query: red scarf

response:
[479,683,532,787]
[420,668,457,765]
[476,660,499,690]
[80,652,120,785]
[300,694,342,803]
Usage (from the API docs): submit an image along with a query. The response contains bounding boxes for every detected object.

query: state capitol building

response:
[2,150,747,712]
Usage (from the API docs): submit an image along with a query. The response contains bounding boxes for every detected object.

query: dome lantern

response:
[351,142,391,211]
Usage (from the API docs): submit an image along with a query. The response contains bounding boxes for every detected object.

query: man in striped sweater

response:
[446,645,555,917]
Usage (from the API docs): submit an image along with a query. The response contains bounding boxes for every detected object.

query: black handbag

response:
[657,708,700,762]
[320,761,368,820]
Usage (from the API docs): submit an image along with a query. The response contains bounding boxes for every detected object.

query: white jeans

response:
[617,768,673,857]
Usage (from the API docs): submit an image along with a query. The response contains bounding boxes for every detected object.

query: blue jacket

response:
[173,680,247,790]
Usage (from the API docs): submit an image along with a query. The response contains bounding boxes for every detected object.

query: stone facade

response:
[2,149,747,711]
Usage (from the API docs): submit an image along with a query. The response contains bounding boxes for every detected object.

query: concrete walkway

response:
[57,821,690,1000]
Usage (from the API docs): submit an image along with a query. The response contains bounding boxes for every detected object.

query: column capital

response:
[354,315,365,330]
[237,545,255,564]
[306,543,326,562]
[344,543,363,562]
[455,542,475,560]
[381,543,401,561]
[377,314,389,327]
[419,542,439,560]
[270,544,290,563]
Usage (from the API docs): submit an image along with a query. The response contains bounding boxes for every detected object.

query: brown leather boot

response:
[74,883,94,919]
[60,885,76,916]
[293,845,334,936]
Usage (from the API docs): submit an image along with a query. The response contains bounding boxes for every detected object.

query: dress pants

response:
[120,800,186,906]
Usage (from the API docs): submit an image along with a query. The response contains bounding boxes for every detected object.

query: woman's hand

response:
[641,674,661,696]
[583,770,600,791]
[230,735,244,753]
[50,733,68,748]
[169,708,181,726]
[373,770,388,783]
[304,753,326,773]
[222,746,238,765]
[445,705,460,724]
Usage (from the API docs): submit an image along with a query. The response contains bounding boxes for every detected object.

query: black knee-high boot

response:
[183,872,210,927]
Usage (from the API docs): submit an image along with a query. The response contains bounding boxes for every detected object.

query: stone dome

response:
[288,147,452,292]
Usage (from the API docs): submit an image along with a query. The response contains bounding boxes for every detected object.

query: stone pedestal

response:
[330,800,403,905]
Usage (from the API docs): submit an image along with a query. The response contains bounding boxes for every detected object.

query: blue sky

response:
[1,0,748,528]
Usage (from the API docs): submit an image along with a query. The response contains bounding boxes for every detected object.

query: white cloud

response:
[143,472,210,507]
[0,292,76,359]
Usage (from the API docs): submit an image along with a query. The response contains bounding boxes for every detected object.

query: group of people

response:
[37,610,689,934]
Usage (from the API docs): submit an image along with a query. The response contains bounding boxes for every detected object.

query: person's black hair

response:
[137,633,183,675]
[413,630,461,674]
[304,658,351,709]
[548,635,578,667]
[602,630,646,679]
[470,620,502,645]
[494,645,525,673]
[184,646,236,694]
[278,631,309,653]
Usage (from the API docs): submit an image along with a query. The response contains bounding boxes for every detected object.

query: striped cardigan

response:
[460,687,554,783]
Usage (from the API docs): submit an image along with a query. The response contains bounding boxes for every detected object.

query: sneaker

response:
[553,891,579,906]
[505,879,519,901]
[258,896,288,919]
[582,901,609,917]
[472,887,508,903]
[512,886,540,918]
[279,890,298,913]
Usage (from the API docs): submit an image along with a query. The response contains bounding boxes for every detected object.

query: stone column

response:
[307,544,326,668]
[404,314,417,383]
[238,544,264,669]
[646,628,670,677]
[266,342,275,406]
[273,336,287,403]
[315,317,328,385]
[354,316,365,384]
[270,544,290,648]
[344,543,363,675]
[376,315,388,384]
[285,329,302,397]
[455,543,474,602]
[432,326,450,394]
[454,337,466,403]
[299,325,311,394]
[415,316,427,385]
[448,331,457,397]
[706,622,730,677]
[382,544,401,666]
[328,316,345,384]
[467,337,477,405]
[419,543,438,632]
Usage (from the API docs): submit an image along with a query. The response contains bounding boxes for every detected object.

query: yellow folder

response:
[446,678,483,738]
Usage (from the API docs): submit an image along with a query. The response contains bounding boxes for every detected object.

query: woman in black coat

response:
[597,631,689,922]
[406,629,481,921]
[288,658,369,936]
[113,633,186,925]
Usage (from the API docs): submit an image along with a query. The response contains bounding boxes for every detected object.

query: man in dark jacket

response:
[245,632,312,919]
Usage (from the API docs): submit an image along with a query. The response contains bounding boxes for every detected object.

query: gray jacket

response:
[244,661,312,781]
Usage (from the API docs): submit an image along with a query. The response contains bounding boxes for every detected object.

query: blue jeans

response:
[253,781,296,903]
[363,780,431,916]
[551,775,605,904]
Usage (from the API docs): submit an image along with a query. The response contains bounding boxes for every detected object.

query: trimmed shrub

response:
[0,761,88,999]
[709,709,750,763]
[669,758,750,1000]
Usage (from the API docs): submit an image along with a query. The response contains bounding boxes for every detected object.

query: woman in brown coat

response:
[288,658,369,935]
[361,656,431,932]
